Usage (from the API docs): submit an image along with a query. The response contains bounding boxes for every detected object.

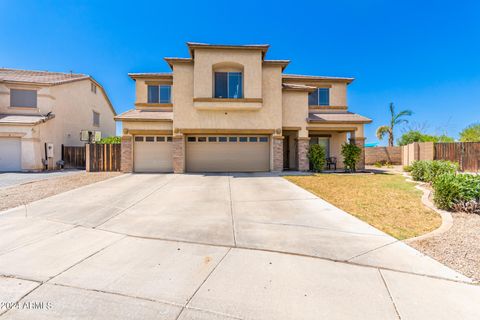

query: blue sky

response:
[1,0,479,145]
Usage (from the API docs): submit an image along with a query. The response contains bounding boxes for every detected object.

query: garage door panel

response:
[134,136,173,173]
[186,136,270,173]
[0,138,21,172]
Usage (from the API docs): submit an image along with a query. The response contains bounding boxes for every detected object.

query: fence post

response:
[85,144,90,172]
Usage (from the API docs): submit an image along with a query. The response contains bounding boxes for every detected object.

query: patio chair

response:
[326,157,337,170]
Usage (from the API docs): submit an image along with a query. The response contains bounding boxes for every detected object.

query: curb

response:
[401,173,454,244]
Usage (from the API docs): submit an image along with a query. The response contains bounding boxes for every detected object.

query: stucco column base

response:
[173,134,185,174]
[272,136,284,172]
[297,137,310,171]
[121,135,133,173]
[349,137,366,171]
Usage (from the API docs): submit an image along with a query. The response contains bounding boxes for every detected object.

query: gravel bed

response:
[410,212,480,282]
[0,172,123,212]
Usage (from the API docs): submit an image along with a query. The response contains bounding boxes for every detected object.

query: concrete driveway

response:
[0,173,478,319]
[0,170,82,189]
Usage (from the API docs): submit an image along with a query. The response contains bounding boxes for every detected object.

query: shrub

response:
[432,173,480,212]
[432,173,462,210]
[403,165,412,172]
[308,144,326,172]
[410,160,458,183]
[99,136,121,144]
[341,143,362,172]
[410,160,430,182]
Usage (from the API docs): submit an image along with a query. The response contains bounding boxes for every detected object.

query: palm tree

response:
[376,103,413,146]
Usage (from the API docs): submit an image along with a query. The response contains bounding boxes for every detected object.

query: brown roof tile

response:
[308,112,372,123]
[0,68,89,85]
[0,113,55,125]
[114,109,173,122]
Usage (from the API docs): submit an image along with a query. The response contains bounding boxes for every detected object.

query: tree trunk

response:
[388,133,394,147]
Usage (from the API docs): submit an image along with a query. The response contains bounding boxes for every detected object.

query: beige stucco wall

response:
[134,78,173,104]
[173,61,282,131]
[193,48,263,99]
[122,121,173,131]
[282,91,309,136]
[0,83,55,115]
[0,79,116,170]
[282,80,348,107]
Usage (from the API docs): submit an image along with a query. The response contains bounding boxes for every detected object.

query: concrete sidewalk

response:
[0,173,478,319]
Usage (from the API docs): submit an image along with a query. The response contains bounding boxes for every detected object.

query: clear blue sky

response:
[1,0,479,145]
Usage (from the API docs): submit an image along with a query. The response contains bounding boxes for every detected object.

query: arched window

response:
[212,62,244,99]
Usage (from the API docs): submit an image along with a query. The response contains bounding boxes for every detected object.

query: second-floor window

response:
[10,89,37,108]
[93,111,100,127]
[308,88,330,106]
[148,85,171,104]
[214,72,243,99]
[91,82,97,94]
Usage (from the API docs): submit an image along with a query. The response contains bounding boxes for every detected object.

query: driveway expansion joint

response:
[175,247,232,320]
[378,269,402,320]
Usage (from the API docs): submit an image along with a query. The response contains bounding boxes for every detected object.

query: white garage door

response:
[0,138,21,172]
[134,136,173,173]
[186,135,270,172]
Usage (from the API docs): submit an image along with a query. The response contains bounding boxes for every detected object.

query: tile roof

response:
[282,83,317,91]
[0,113,55,125]
[114,109,173,122]
[0,68,89,85]
[283,73,354,83]
[308,112,372,123]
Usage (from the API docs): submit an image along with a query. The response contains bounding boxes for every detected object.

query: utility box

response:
[46,143,54,158]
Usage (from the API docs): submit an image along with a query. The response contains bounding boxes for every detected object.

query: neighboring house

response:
[115,42,371,173]
[0,69,116,171]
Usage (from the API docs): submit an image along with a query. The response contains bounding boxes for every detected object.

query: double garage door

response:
[0,138,21,172]
[133,135,270,173]
[186,135,270,172]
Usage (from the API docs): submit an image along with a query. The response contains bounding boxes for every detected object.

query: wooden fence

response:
[435,142,480,172]
[62,145,86,169]
[86,143,121,172]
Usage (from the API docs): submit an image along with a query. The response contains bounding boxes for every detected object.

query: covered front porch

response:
[282,124,366,172]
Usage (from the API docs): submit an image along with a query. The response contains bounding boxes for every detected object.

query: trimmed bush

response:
[99,136,121,144]
[308,144,326,172]
[341,143,362,172]
[403,165,412,172]
[432,173,480,212]
[410,160,458,183]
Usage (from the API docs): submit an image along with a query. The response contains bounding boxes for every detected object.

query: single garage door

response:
[134,136,173,172]
[186,135,270,172]
[0,138,21,172]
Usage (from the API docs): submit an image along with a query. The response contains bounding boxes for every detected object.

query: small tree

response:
[376,103,413,146]
[308,144,326,172]
[459,123,480,142]
[341,143,362,172]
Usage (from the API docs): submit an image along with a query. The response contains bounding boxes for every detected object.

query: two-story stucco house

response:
[115,42,371,173]
[0,69,116,171]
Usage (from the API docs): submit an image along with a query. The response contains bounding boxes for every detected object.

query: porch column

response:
[120,134,133,173]
[297,137,310,171]
[272,135,284,172]
[172,134,185,174]
[349,136,366,171]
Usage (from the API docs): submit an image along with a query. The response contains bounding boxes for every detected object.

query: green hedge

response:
[432,173,480,212]
[410,160,458,183]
